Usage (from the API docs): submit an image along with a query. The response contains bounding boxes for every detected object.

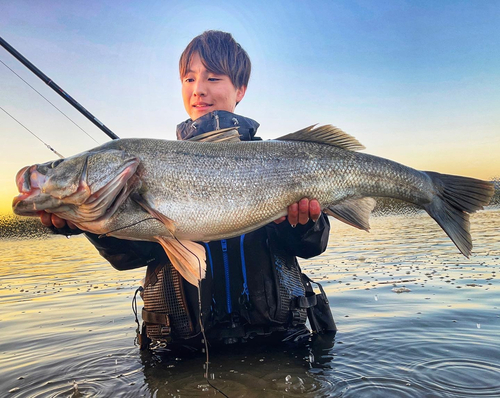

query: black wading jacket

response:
[82,111,331,343]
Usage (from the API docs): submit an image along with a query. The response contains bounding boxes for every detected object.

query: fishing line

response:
[0,105,64,158]
[174,236,230,398]
[100,219,229,396]
[0,58,99,144]
[97,217,160,238]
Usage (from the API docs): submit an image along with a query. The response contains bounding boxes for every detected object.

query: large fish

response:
[13,126,494,286]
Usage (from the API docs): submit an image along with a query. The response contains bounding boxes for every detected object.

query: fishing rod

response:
[0,36,119,140]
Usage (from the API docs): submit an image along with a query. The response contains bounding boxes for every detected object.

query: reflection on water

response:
[0,209,499,397]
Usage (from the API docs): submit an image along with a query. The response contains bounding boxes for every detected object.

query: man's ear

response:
[236,85,247,104]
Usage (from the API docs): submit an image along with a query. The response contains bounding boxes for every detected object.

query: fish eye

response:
[50,159,64,169]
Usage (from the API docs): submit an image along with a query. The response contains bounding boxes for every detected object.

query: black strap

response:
[300,274,337,334]
[295,294,318,309]
[142,308,170,326]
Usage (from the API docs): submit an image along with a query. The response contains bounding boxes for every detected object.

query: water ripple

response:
[2,210,499,397]
[411,358,500,396]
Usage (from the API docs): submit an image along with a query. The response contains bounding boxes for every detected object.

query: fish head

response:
[12,149,140,222]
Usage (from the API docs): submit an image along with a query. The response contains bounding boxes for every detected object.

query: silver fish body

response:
[102,138,431,241]
[13,126,495,285]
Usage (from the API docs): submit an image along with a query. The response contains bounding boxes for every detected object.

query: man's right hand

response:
[39,211,78,230]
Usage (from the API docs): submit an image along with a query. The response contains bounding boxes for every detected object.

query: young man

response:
[40,30,336,349]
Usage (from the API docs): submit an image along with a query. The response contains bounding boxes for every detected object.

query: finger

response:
[298,198,310,225]
[51,214,67,229]
[274,216,286,224]
[309,199,321,222]
[67,220,78,229]
[39,211,53,227]
[288,202,299,227]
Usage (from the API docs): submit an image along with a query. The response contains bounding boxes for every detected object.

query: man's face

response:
[181,53,246,120]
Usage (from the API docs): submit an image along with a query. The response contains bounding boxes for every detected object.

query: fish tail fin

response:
[423,171,494,257]
[155,237,206,287]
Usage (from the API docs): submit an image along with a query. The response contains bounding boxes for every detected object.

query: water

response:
[1,209,499,397]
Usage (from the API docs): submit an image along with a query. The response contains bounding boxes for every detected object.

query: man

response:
[40,30,336,349]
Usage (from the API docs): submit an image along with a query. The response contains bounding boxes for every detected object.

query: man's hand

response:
[39,211,77,230]
[274,198,322,227]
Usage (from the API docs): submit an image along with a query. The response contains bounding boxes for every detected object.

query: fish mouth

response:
[12,165,48,214]
[12,187,57,216]
[16,166,31,193]
[13,155,140,220]
[12,191,39,212]
[12,159,83,215]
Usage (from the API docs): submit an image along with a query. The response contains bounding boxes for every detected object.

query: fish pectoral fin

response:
[188,127,241,142]
[276,125,365,151]
[324,197,376,231]
[155,237,207,287]
[131,193,176,235]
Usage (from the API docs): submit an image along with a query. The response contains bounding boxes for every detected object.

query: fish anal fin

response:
[131,193,176,235]
[324,197,376,231]
[276,125,365,151]
[155,237,207,287]
[188,127,241,142]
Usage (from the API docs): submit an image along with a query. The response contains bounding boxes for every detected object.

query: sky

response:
[1,0,499,215]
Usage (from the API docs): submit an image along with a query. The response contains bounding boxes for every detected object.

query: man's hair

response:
[179,30,251,89]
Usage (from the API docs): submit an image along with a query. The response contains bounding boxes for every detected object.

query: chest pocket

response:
[205,229,308,326]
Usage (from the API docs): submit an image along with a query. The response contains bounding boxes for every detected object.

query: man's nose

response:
[193,80,207,96]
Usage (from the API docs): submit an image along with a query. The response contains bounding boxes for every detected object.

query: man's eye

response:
[184,78,194,83]
[208,77,221,82]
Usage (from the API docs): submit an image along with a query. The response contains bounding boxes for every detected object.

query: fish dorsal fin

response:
[276,125,365,151]
[155,237,207,287]
[324,197,376,231]
[188,127,241,143]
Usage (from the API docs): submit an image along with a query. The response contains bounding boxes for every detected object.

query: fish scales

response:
[13,125,495,286]
[101,138,433,242]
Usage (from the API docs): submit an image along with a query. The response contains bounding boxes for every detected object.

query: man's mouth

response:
[192,102,213,108]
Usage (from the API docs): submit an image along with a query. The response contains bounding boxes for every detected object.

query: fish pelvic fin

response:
[276,125,365,151]
[155,237,207,287]
[324,197,376,231]
[423,171,495,257]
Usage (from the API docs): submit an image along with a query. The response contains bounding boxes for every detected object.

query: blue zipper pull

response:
[242,282,249,297]
[239,235,250,302]
[221,239,232,314]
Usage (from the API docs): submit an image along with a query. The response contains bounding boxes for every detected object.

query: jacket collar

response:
[176,110,260,141]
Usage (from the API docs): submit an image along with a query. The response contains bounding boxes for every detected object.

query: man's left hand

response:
[274,198,322,227]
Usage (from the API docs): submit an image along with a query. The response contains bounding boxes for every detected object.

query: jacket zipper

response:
[240,235,250,301]
[214,112,220,130]
[221,239,232,314]
[203,242,214,278]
